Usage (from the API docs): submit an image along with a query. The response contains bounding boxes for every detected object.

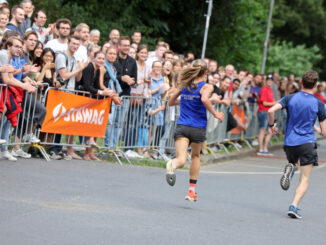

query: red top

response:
[258,86,274,112]
[314,92,325,103]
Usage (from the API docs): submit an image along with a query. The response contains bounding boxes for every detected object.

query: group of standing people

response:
[0,0,324,220]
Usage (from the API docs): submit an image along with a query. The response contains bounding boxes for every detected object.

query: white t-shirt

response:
[74,45,88,62]
[44,39,68,54]
[55,52,77,90]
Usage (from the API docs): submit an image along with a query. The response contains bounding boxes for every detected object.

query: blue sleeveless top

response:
[177,81,207,129]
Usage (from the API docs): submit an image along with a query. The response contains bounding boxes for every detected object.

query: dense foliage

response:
[7,0,326,77]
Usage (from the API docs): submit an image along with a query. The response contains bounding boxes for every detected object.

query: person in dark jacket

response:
[113,36,137,96]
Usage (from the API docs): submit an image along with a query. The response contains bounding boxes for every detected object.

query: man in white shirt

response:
[44,18,71,54]
[73,23,89,62]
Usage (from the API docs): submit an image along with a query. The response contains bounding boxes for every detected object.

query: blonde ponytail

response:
[177,59,207,91]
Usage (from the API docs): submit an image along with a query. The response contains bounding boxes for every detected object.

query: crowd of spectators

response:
[0,0,323,161]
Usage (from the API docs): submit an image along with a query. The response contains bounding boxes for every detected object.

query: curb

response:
[201,136,326,166]
[201,142,284,166]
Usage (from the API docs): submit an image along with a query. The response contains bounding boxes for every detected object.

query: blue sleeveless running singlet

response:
[177,81,207,129]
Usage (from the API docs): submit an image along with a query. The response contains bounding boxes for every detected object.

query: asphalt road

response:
[1,140,326,245]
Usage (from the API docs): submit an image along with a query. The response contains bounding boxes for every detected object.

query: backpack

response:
[56,52,75,89]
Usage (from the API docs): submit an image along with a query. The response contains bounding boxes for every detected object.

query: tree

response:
[266,41,323,77]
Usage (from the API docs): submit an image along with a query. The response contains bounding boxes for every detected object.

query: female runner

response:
[166,59,224,202]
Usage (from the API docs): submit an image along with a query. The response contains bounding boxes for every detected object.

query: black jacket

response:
[114,55,137,96]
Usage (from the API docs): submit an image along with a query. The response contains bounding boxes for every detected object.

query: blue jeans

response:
[104,101,129,149]
[1,116,11,151]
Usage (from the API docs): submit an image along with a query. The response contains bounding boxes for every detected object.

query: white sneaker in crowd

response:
[23,134,40,144]
[252,140,258,146]
[11,149,31,159]
[125,150,143,159]
[0,139,6,144]
[0,151,17,161]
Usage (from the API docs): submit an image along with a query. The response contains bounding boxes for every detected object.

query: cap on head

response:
[266,74,273,80]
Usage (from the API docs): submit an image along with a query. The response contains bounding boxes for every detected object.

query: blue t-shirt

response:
[178,81,207,129]
[11,56,25,81]
[280,91,326,146]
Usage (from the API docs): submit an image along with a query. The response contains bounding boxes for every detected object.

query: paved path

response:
[1,140,326,245]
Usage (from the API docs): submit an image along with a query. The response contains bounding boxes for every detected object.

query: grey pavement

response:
[1,140,326,245]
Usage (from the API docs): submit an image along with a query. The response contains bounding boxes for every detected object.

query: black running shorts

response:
[174,124,206,144]
[283,143,318,166]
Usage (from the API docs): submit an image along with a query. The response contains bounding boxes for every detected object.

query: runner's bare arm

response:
[267,103,282,125]
[168,88,181,106]
[201,84,223,121]
[319,120,326,136]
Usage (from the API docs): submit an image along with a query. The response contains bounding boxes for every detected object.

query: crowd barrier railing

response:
[0,84,288,163]
[0,83,50,161]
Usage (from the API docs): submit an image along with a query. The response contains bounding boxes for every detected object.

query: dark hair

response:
[23,30,38,40]
[136,43,148,60]
[233,78,241,84]
[30,40,43,66]
[118,36,130,45]
[11,5,23,15]
[94,50,105,58]
[0,30,19,49]
[302,70,318,89]
[55,18,71,30]
[34,9,46,19]
[68,35,81,43]
[40,48,56,78]
[163,50,174,59]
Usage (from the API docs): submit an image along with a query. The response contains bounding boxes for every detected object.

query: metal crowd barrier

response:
[0,83,50,161]
[0,84,288,163]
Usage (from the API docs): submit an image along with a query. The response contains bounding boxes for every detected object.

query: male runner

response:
[268,70,326,219]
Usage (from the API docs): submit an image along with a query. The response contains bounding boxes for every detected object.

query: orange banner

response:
[41,89,111,137]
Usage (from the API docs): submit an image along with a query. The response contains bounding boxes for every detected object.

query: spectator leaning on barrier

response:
[114,36,137,96]
[257,73,277,156]
[102,45,122,149]
[36,48,59,88]
[18,31,47,146]
[44,18,71,54]
[0,36,37,161]
[6,5,24,39]
[48,35,88,160]
[81,50,116,161]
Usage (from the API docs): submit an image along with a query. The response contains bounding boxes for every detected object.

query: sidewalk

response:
[201,135,326,166]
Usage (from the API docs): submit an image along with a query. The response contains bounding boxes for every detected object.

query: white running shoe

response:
[0,139,6,144]
[23,134,40,144]
[166,159,176,186]
[11,149,31,159]
[2,151,17,161]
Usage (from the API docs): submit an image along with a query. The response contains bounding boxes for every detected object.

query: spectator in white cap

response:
[0,0,8,8]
